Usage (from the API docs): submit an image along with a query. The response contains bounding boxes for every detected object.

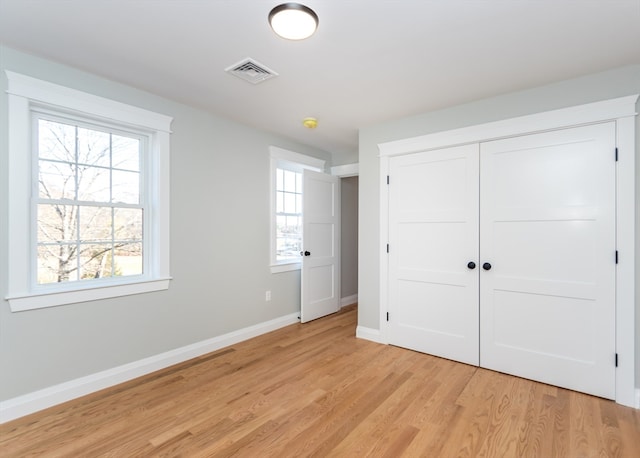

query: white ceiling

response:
[1,0,639,160]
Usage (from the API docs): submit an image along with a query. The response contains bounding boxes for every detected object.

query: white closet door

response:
[479,123,616,399]
[388,144,480,365]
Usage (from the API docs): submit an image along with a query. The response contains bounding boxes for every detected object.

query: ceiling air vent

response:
[225,58,278,84]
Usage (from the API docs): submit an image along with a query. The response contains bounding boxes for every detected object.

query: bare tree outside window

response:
[36,118,143,284]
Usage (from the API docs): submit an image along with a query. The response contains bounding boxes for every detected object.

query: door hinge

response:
[386,175,390,185]
[386,312,389,322]
[615,250,619,264]
[615,353,618,367]
[615,147,618,161]
[386,243,389,253]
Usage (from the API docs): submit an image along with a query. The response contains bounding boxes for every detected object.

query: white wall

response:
[340,176,358,301]
[0,46,332,401]
[358,65,640,387]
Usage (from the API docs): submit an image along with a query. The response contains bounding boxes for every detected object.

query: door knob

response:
[467,262,476,270]
[303,251,311,256]
[482,262,492,271]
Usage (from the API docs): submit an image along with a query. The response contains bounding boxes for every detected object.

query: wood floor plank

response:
[1,304,639,457]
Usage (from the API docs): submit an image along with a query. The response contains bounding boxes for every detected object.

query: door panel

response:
[479,122,616,399]
[301,170,340,323]
[388,144,480,365]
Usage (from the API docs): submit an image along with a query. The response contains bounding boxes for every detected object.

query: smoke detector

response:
[303,117,318,129]
[225,58,278,85]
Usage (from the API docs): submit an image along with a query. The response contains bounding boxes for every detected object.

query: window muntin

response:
[34,115,146,286]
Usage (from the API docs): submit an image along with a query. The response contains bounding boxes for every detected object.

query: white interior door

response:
[388,144,480,365]
[301,170,341,323]
[479,123,617,399]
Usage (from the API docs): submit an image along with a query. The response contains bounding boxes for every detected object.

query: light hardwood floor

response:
[1,305,639,457]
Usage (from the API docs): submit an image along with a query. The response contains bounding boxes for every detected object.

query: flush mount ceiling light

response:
[269,3,318,40]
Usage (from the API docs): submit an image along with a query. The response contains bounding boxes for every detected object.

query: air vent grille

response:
[225,58,278,84]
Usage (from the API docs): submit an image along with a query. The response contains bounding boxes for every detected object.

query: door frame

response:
[377,95,638,407]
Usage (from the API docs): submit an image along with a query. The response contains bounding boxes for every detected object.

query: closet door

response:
[479,123,616,399]
[388,144,479,365]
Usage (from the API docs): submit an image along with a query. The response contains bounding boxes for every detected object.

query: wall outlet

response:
[265,290,271,302]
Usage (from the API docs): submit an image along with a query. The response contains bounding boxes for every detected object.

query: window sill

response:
[270,262,301,274]
[6,277,172,312]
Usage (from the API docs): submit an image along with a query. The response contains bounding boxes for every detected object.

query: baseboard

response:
[340,294,358,307]
[0,312,300,424]
[356,325,386,344]
[635,388,640,409]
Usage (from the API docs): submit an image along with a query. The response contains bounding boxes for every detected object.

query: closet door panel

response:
[479,122,616,399]
[388,144,479,365]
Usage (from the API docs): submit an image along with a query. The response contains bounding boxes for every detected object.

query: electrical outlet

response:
[265,290,271,301]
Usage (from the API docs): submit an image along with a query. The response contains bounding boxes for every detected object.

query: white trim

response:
[356,325,387,344]
[331,163,359,177]
[615,114,636,408]
[270,262,301,274]
[5,71,172,311]
[635,388,640,409]
[0,312,300,423]
[5,71,172,132]
[269,146,325,171]
[340,293,358,307]
[379,156,390,344]
[7,278,171,312]
[377,95,638,407]
[378,95,638,157]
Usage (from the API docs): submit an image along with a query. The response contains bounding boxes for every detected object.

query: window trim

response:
[5,71,173,311]
[269,146,324,274]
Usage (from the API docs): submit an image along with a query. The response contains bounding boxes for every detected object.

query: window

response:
[36,116,145,284]
[275,167,302,263]
[6,71,172,311]
[269,146,324,273]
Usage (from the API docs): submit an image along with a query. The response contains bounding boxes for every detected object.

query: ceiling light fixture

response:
[269,3,319,40]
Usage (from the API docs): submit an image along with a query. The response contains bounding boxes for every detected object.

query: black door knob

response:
[467,262,476,270]
[482,262,492,271]
[304,251,311,256]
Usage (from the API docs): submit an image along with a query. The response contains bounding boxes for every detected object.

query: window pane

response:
[276,191,284,213]
[77,165,111,202]
[276,237,288,258]
[112,135,140,171]
[77,127,110,167]
[79,206,112,242]
[37,243,79,284]
[112,170,139,204]
[39,160,76,200]
[38,204,77,243]
[284,192,296,213]
[296,172,302,193]
[114,208,142,241]
[115,242,143,276]
[296,194,302,214]
[276,168,284,191]
[286,215,301,235]
[284,170,297,192]
[277,237,300,259]
[79,243,113,279]
[38,119,75,162]
[276,215,287,235]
